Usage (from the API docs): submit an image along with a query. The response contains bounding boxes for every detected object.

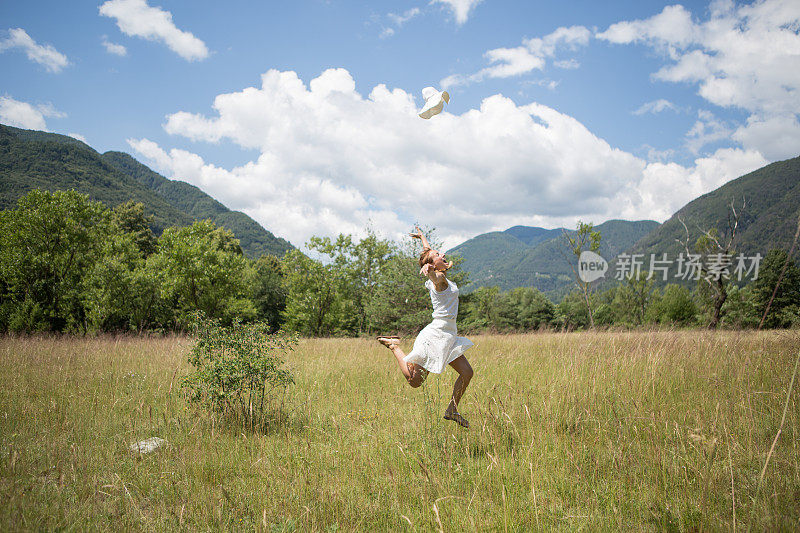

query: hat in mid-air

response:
[418,86,450,119]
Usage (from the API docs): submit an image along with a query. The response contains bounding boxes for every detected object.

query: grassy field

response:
[1,330,799,531]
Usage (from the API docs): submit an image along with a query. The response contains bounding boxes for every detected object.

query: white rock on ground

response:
[129,437,166,454]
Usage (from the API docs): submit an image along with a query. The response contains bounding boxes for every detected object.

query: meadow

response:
[1,330,798,531]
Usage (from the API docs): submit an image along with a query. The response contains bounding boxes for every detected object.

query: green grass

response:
[1,330,799,531]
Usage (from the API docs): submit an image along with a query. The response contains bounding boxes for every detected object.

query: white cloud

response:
[633,148,767,223]
[642,145,676,163]
[68,132,87,143]
[0,96,64,130]
[633,99,678,115]
[128,68,767,250]
[525,25,592,57]
[381,7,421,39]
[388,7,421,27]
[596,5,698,49]
[477,46,544,79]
[432,0,482,25]
[685,110,732,154]
[553,58,580,70]
[442,26,590,88]
[101,35,127,56]
[598,0,800,160]
[732,114,800,161]
[98,0,208,61]
[0,28,69,73]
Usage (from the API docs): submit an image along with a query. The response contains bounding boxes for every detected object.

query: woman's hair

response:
[419,247,435,268]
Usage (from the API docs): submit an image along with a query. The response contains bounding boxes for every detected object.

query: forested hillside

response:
[101,151,291,258]
[625,156,800,260]
[0,124,292,258]
[449,219,659,295]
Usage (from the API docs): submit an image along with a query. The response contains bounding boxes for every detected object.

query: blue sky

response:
[1,0,798,249]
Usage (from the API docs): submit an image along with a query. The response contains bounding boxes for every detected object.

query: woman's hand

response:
[410,226,432,251]
[434,259,453,272]
[420,262,434,276]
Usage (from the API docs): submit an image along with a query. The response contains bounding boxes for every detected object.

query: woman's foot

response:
[444,410,469,428]
[376,336,400,349]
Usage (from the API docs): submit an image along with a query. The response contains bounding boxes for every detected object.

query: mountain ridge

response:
[450,155,800,297]
[0,124,292,258]
[449,219,659,295]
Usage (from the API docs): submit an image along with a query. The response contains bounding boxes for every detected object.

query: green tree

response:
[460,286,501,331]
[81,228,143,332]
[651,284,698,326]
[282,249,343,336]
[365,254,432,334]
[751,249,800,328]
[152,220,256,327]
[555,290,590,330]
[496,287,555,331]
[0,189,109,332]
[720,284,760,329]
[609,271,657,326]
[111,200,157,257]
[591,286,617,327]
[561,221,602,328]
[304,230,393,335]
[677,198,744,329]
[128,257,172,332]
[251,254,287,332]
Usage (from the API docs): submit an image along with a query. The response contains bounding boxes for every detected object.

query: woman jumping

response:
[377,227,474,428]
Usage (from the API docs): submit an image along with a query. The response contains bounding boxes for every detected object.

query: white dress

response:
[403,278,474,374]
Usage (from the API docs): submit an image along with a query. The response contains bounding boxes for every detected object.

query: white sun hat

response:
[418,86,450,119]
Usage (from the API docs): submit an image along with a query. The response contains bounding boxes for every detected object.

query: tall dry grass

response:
[1,329,798,531]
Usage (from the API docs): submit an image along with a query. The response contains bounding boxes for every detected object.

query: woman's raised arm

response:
[409,226,431,250]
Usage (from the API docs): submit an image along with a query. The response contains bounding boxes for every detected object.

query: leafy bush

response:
[652,284,698,326]
[182,314,296,430]
[751,249,800,328]
[555,291,591,331]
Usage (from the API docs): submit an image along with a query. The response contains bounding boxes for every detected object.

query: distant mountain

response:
[451,155,800,298]
[0,124,293,258]
[449,219,659,295]
[624,156,800,261]
[503,226,562,247]
[101,152,292,259]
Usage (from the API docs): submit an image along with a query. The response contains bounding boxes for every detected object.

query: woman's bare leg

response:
[378,339,427,388]
[387,344,413,380]
[445,355,473,423]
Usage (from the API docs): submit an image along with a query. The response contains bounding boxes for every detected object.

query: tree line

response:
[1,190,797,335]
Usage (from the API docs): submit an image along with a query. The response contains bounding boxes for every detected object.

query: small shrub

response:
[182,313,296,430]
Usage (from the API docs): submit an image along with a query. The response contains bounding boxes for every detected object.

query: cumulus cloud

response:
[633,99,678,115]
[68,132,88,143]
[442,26,590,88]
[128,68,766,250]
[596,5,698,49]
[632,147,767,222]
[98,0,208,61]
[0,96,64,130]
[732,114,800,161]
[0,28,69,73]
[598,0,800,160]
[432,0,482,25]
[101,35,127,56]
